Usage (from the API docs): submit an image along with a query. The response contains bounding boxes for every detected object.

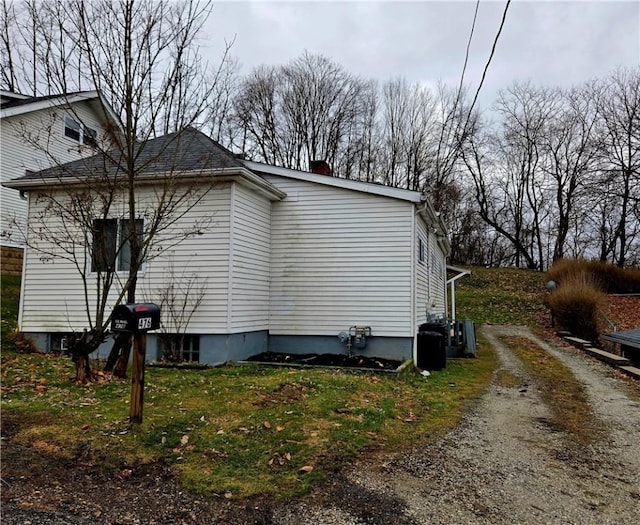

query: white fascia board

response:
[3,166,287,201]
[1,90,30,100]
[0,90,100,119]
[243,160,422,203]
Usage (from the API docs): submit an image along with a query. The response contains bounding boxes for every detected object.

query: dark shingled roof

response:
[16,127,245,182]
[1,91,84,109]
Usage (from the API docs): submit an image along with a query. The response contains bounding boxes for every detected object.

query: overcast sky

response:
[202,0,639,109]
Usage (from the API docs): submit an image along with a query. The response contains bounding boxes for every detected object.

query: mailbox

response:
[111,303,161,333]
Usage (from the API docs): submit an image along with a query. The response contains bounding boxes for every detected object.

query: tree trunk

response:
[114,341,132,379]
[74,353,92,384]
[104,332,131,373]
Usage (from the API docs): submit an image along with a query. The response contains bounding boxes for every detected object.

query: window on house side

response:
[92,218,143,273]
[83,126,97,146]
[64,116,97,145]
[64,117,81,141]
[419,237,425,263]
[117,219,144,271]
[92,219,117,272]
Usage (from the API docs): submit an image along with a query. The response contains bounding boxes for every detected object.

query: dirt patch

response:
[246,351,402,371]
[254,382,312,406]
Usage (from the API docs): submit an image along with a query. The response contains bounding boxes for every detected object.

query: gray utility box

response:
[111,303,161,333]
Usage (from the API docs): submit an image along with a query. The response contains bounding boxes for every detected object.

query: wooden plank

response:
[583,347,630,366]
[618,365,640,380]
[564,336,593,348]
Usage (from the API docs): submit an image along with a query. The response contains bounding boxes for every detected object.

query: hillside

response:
[454,265,640,334]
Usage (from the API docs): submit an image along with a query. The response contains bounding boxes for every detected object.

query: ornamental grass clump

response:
[547,258,640,294]
[545,273,605,341]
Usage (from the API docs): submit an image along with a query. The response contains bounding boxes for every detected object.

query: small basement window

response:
[50,333,72,353]
[160,335,200,363]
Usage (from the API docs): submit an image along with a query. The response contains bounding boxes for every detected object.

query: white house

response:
[4,128,450,364]
[0,90,119,248]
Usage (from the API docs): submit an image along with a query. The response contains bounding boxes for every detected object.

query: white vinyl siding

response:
[1,102,105,246]
[19,184,233,334]
[430,236,447,315]
[264,175,413,337]
[230,183,271,332]
[139,184,231,334]
[415,216,447,327]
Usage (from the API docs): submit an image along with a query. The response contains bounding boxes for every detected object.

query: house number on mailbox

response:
[138,317,152,330]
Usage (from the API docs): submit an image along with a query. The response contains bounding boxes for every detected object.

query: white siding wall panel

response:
[415,215,448,328]
[138,184,232,333]
[430,236,447,315]
[19,184,233,334]
[264,175,413,337]
[415,217,430,327]
[1,102,107,246]
[230,183,271,332]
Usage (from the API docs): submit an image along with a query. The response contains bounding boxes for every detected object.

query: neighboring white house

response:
[4,128,451,364]
[0,90,119,247]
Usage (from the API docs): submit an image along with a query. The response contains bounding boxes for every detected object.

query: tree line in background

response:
[2,1,638,271]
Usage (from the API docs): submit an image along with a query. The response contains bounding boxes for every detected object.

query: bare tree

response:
[232,52,370,172]
[3,0,232,384]
[150,259,207,363]
[592,67,640,267]
[541,86,599,262]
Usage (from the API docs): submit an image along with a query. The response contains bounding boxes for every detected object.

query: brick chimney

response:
[309,160,331,176]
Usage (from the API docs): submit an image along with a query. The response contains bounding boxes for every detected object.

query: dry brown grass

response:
[545,272,606,341]
[502,336,605,446]
[547,258,640,294]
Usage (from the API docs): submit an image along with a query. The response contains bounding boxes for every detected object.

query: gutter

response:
[3,167,287,202]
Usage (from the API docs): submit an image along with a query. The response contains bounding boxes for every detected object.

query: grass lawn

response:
[454,266,548,326]
[1,273,497,498]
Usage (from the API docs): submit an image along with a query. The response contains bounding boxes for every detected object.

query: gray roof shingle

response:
[16,127,244,182]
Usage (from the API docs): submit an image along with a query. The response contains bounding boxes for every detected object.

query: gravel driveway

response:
[4,325,640,524]
[275,325,640,525]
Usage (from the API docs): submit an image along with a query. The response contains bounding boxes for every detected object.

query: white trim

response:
[0,90,100,119]
[227,182,236,332]
[243,160,423,203]
[3,167,287,202]
[446,265,472,322]
[1,90,30,100]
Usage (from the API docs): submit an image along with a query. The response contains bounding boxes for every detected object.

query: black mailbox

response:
[111,303,161,333]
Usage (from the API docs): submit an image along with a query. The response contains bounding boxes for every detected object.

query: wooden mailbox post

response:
[111,303,161,423]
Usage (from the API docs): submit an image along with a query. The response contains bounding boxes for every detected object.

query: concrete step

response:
[583,347,630,366]
[564,336,594,348]
[618,365,640,380]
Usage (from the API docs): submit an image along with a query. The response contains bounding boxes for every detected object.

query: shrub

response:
[545,273,606,341]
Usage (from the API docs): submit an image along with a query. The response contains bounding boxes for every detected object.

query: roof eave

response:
[0,90,101,119]
[3,166,287,201]
[243,159,422,203]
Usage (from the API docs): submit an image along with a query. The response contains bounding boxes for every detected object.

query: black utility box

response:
[417,330,446,371]
[111,303,161,333]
